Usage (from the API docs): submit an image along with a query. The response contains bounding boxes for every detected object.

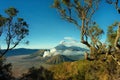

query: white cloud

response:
[59,40,65,44]
[64,37,75,40]
[62,37,87,48]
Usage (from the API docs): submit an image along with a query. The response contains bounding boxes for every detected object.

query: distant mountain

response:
[46,54,74,64]
[55,44,67,50]
[55,44,88,51]
[4,48,39,57]
[43,45,89,57]
[24,49,49,59]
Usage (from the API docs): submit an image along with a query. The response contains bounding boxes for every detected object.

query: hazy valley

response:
[6,39,88,77]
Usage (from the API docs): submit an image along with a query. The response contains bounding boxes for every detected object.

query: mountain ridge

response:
[4,48,39,57]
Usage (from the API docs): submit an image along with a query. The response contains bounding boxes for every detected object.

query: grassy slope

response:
[7,52,120,80]
[49,56,120,80]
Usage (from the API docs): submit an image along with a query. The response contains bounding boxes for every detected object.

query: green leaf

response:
[5,7,18,17]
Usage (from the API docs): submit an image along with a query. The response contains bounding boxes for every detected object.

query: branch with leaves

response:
[106,0,120,13]
[52,0,101,48]
[0,7,29,58]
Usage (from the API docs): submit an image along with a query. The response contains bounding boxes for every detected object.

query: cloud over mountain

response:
[43,37,88,57]
[60,37,87,48]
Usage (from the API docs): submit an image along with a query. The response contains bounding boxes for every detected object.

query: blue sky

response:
[0,0,120,49]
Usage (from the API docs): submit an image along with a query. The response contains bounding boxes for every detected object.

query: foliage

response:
[1,1,120,80]
[52,0,120,66]
[0,7,29,58]
[106,0,120,14]
[20,66,54,80]
[107,22,119,45]
[51,1,120,79]
[0,58,15,80]
[50,56,120,80]
[88,23,104,40]
[88,23,104,49]
[52,0,109,61]
[52,0,100,48]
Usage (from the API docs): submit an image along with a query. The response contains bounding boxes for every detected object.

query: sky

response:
[0,0,120,49]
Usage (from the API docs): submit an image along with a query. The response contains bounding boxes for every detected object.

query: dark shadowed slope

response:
[46,54,74,64]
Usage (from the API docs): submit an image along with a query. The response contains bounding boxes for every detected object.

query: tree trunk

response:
[81,19,85,42]
[84,52,89,60]
[81,19,91,48]
[114,22,120,50]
